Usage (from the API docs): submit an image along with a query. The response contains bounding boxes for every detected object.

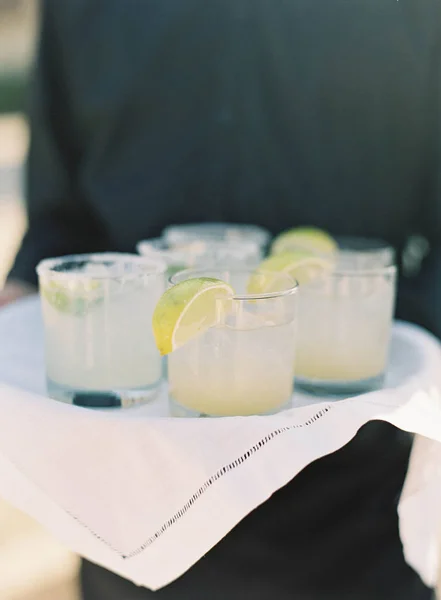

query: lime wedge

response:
[248,250,334,294]
[152,277,234,355]
[40,280,103,316]
[271,227,337,256]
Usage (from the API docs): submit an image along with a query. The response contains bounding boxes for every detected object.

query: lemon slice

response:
[152,277,234,355]
[40,280,103,315]
[271,227,337,256]
[248,250,334,294]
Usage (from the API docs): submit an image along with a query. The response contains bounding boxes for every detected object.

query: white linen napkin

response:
[0,296,440,590]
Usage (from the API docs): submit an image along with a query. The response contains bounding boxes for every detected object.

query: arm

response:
[6,0,108,289]
[0,281,36,308]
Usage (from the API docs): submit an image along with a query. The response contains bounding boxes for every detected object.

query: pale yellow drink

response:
[153,268,298,418]
[37,253,165,408]
[295,265,396,393]
[169,319,296,417]
[263,229,397,395]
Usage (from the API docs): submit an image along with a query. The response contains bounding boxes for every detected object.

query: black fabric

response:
[8,0,441,597]
[81,562,434,600]
[79,425,433,600]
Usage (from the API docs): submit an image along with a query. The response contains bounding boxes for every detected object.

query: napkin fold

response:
[0,297,440,590]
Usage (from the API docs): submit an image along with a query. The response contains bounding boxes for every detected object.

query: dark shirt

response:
[9,0,440,597]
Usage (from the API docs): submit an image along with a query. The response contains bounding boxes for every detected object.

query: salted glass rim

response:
[163,222,271,246]
[136,237,261,268]
[330,263,397,278]
[36,252,166,281]
[169,267,298,301]
[137,237,260,254]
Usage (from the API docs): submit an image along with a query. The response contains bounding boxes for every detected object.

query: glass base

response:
[295,372,385,398]
[168,395,292,418]
[47,377,162,409]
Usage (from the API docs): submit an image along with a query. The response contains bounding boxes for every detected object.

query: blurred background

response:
[0,1,80,598]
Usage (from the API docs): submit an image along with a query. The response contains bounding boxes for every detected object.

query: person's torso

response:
[52,1,436,596]
[56,0,439,249]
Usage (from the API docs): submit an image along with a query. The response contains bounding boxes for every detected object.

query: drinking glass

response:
[295,263,397,395]
[163,222,271,252]
[168,268,298,417]
[37,253,166,408]
[336,236,395,269]
[137,237,263,276]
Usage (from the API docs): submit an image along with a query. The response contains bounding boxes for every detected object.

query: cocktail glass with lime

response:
[271,226,394,268]
[263,228,397,395]
[152,268,298,417]
[37,253,166,408]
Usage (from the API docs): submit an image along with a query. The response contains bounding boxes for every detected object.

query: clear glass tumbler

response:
[162,222,271,252]
[137,237,263,276]
[36,253,166,408]
[295,263,397,396]
[168,268,298,417]
[336,236,395,269]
